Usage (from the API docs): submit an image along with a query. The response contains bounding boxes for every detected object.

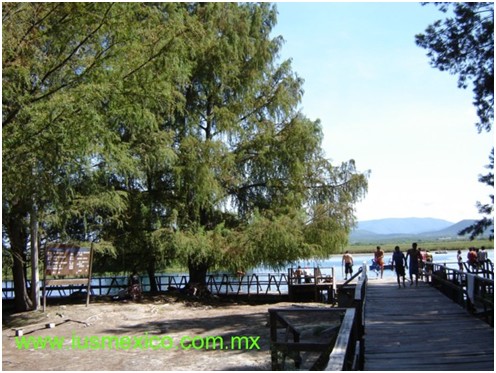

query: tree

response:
[3,3,369,308]
[2,3,182,310]
[166,3,368,284]
[458,149,494,240]
[415,2,493,133]
[416,2,494,239]
[3,2,127,310]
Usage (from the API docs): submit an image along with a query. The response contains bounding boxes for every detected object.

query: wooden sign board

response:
[45,245,91,277]
[43,244,94,311]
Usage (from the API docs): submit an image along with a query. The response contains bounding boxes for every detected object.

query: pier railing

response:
[430,263,494,326]
[268,307,358,370]
[463,258,494,280]
[327,266,367,371]
[268,266,368,371]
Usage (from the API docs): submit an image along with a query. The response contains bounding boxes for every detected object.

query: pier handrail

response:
[268,307,356,370]
[430,263,493,326]
[325,308,357,371]
[326,263,368,370]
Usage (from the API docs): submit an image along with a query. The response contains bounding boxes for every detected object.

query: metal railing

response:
[3,272,297,299]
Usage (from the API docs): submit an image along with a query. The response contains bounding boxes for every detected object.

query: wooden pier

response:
[364,278,494,371]
[287,267,336,303]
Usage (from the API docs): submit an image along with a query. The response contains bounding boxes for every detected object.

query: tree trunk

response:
[12,250,32,312]
[147,259,158,293]
[30,205,40,309]
[7,209,33,312]
[188,260,209,286]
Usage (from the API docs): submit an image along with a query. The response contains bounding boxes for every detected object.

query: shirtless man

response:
[342,251,354,280]
[406,242,422,287]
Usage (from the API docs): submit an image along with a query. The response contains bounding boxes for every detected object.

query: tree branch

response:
[38,3,114,88]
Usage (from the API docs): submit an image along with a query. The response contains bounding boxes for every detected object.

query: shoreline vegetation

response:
[344,238,493,254]
[2,239,492,281]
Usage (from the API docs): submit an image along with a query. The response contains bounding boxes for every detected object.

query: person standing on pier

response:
[342,251,354,280]
[478,246,488,267]
[391,246,406,288]
[457,250,464,271]
[374,246,385,279]
[294,266,303,284]
[406,242,422,287]
[467,247,478,269]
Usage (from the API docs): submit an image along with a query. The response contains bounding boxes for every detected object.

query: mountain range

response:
[349,217,490,243]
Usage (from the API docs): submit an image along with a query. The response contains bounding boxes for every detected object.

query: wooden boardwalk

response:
[364,278,494,371]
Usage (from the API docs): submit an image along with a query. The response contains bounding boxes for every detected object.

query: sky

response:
[271,1,494,223]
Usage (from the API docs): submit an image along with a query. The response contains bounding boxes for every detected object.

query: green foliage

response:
[3,3,369,295]
[235,210,308,270]
[416,2,494,133]
[459,149,494,240]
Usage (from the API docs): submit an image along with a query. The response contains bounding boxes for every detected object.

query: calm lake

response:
[2,249,493,299]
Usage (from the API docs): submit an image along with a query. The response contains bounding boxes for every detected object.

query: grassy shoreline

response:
[2,239,492,280]
[343,239,493,254]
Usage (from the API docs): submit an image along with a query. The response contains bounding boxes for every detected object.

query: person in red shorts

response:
[467,247,478,269]
[374,246,385,279]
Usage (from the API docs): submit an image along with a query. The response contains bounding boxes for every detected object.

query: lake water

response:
[2,249,493,298]
[251,248,494,281]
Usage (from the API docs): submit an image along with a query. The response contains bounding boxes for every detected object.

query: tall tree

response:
[167,3,368,283]
[2,3,179,310]
[3,2,127,310]
[3,3,369,307]
[416,2,494,239]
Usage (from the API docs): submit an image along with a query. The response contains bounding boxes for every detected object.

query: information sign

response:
[45,246,91,276]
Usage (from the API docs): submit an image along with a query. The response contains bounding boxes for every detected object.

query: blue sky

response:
[271,2,494,223]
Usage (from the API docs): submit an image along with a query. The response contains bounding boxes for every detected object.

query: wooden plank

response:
[272,342,331,352]
[325,308,356,371]
[364,278,494,371]
[45,278,90,286]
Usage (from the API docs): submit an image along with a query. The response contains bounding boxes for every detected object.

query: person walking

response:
[406,242,422,287]
[391,246,406,288]
[374,246,385,279]
[342,251,354,280]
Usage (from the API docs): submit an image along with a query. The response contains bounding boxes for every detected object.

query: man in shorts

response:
[406,242,422,287]
[391,246,406,288]
[342,251,354,280]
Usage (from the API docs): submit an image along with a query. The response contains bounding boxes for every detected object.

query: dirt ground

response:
[2,295,326,371]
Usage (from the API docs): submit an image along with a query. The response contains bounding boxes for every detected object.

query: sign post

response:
[43,244,94,311]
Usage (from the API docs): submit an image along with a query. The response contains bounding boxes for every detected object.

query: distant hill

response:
[349,218,492,243]
[421,219,480,237]
[356,218,453,235]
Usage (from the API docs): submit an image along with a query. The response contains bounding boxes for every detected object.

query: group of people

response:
[341,243,430,288]
[370,244,428,288]
[294,266,314,283]
[457,246,488,271]
[390,243,427,288]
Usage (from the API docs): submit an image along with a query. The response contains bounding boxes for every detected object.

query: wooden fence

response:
[268,267,367,370]
[430,263,494,326]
